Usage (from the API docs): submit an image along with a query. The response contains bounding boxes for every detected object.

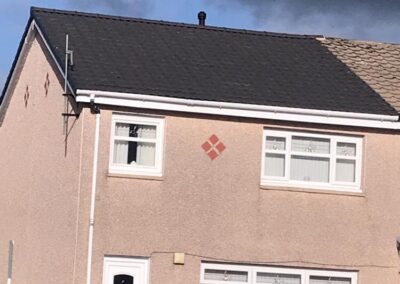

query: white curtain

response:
[336,159,355,182]
[136,125,156,166]
[204,269,248,282]
[336,142,356,182]
[137,125,156,139]
[114,123,157,166]
[310,276,351,284]
[292,136,330,154]
[337,142,356,156]
[257,272,301,284]
[136,142,156,166]
[290,136,330,182]
[265,153,285,177]
[115,123,130,136]
[291,155,330,182]
[114,123,130,164]
[266,136,286,150]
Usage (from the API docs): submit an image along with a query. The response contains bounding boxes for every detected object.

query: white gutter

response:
[76,89,400,130]
[86,94,101,284]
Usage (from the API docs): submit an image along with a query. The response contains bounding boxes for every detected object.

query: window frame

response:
[200,262,358,284]
[261,129,363,192]
[109,114,165,177]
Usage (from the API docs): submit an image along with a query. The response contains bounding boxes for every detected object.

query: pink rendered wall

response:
[84,109,400,284]
[0,34,85,284]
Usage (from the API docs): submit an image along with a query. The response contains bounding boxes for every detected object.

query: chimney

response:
[198,11,206,26]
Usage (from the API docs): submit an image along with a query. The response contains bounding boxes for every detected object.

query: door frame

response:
[102,256,150,284]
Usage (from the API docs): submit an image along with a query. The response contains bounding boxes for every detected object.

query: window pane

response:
[115,123,156,139]
[310,276,351,284]
[266,137,286,151]
[265,153,285,177]
[292,136,330,154]
[337,142,356,156]
[336,159,355,182]
[257,272,301,284]
[204,269,248,282]
[114,140,129,164]
[291,155,330,182]
[114,140,156,166]
[114,274,134,284]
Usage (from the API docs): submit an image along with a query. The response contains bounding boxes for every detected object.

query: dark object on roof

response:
[4,7,397,116]
[198,11,206,26]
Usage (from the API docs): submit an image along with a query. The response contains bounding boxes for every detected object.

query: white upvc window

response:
[261,129,362,192]
[200,263,358,284]
[109,114,164,176]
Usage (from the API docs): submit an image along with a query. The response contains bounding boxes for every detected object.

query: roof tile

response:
[320,37,400,112]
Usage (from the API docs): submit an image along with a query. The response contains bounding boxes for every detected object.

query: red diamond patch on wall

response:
[202,134,226,160]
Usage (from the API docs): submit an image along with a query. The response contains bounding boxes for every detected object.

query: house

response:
[1,6,400,284]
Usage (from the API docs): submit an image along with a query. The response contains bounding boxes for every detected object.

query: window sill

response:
[108,172,163,181]
[260,184,365,197]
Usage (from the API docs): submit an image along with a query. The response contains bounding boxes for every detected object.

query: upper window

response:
[261,129,362,192]
[109,114,164,176]
[200,262,357,284]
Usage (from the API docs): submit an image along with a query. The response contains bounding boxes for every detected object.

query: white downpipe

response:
[86,104,101,284]
[7,240,14,284]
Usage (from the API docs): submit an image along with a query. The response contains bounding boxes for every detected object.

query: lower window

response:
[200,263,357,284]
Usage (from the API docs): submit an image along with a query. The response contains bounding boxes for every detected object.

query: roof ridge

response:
[30,6,320,40]
[319,36,400,47]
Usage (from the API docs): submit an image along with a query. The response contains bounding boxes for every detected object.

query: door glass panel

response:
[114,274,134,284]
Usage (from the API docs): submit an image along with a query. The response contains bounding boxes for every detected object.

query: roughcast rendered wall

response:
[0,34,84,284]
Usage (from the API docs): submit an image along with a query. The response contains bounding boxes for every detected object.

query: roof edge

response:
[76,89,400,130]
[0,18,35,125]
[32,19,75,94]
[30,6,321,39]
[0,17,75,126]
[317,35,400,47]
[0,16,33,106]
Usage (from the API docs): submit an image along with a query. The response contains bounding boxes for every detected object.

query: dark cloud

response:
[63,0,153,17]
[210,0,400,43]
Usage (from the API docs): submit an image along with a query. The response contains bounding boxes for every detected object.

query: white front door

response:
[103,257,149,284]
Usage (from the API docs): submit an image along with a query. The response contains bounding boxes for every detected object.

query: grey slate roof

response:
[2,7,398,116]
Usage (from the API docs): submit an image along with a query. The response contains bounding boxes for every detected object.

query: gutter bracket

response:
[89,95,100,114]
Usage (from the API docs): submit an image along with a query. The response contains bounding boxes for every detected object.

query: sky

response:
[1,0,400,93]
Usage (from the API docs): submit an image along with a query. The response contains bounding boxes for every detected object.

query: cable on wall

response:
[148,251,397,269]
